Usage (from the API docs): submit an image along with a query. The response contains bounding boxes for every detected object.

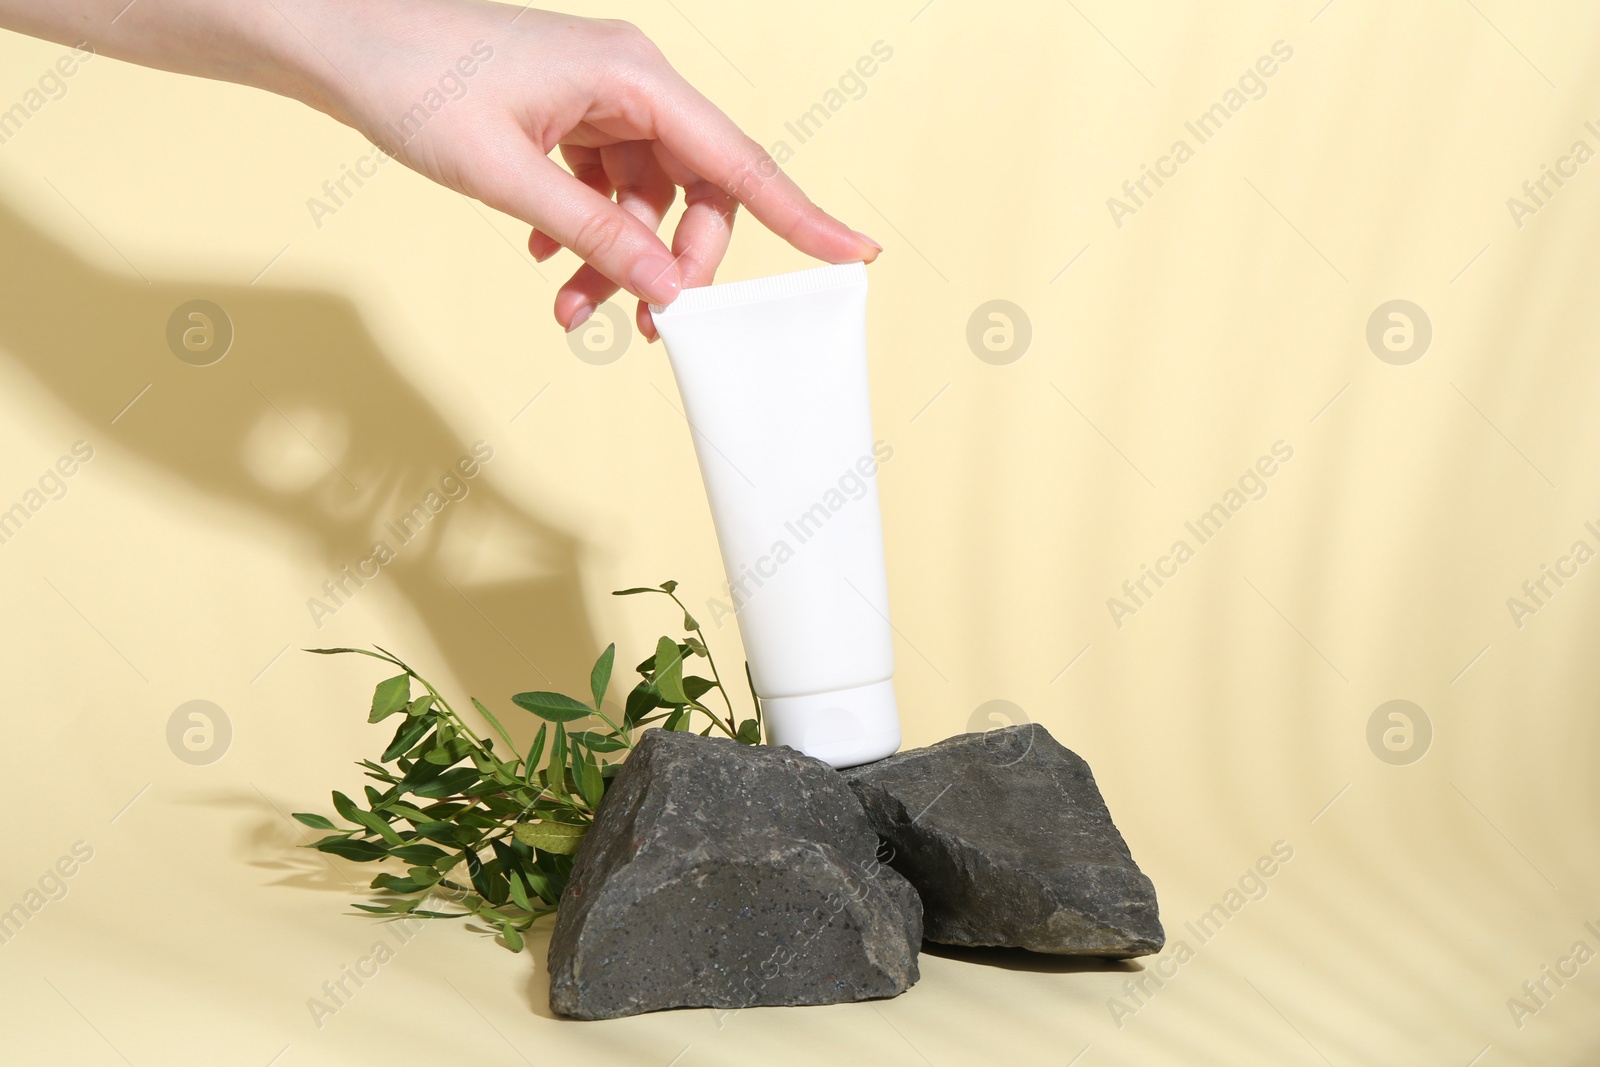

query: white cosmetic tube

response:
[649,262,899,768]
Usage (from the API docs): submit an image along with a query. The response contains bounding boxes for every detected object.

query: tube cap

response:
[761,678,901,769]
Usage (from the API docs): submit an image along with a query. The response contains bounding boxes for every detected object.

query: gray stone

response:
[547,730,922,1019]
[842,725,1163,957]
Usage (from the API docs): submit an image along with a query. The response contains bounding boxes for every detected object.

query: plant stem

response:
[587,707,634,749]
[373,645,491,752]
[744,660,763,736]
[662,588,739,735]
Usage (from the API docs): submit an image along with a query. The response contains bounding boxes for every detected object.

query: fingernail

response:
[566,304,595,332]
[853,230,883,253]
[533,245,557,263]
[629,254,680,305]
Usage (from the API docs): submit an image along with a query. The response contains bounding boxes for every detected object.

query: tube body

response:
[650,262,899,768]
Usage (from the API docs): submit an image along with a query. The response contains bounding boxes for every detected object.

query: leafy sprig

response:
[293,580,759,951]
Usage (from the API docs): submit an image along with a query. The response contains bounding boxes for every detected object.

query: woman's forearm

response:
[0,1,351,118]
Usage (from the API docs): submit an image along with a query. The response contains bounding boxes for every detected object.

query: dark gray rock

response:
[547,730,922,1019]
[843,725,1162,957]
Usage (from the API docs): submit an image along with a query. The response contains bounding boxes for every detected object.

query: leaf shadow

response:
[177,786,369,896]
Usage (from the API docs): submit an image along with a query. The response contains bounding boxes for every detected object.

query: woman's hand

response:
[316,3,881,337]
[0,0,881,336]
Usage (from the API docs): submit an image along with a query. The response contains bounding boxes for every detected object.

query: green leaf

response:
[411,766,480,799]
[736,718,762,745]
[611,587,656,596]
[312,837,387,862]
[570,730,628,753]
[331,791,364,825]
[683,610,699,631]
[523,864,557,902]
[660,580,678,593]
[388,843,448,865]
[576,749,604,809]
[411,820,459,845]
[292,812,336,830]
[590,643,615,710]
[351,902,404,914]
[380,800,432,823]
[624,682,663,727]
[398,755,447,790]
[684,637,708,657]
[382,714,435,762]
[349,807,406,847]
[510,691,595,723]
[470,697,517,752]
[663,707,690,732]
[501,921,525,952]
[304,647,405,667]
[512,821,587,854]
[371,873,427,894]
[506,870,535,912]
[683,676,716,701]
[547,723,568,799]
[464,849,498,903]
[524,724,548,784]
[406,694,435,718]
[407,866,442,887]
[368,673,411,723]
[424,736,472,766]
[653,636,687,703]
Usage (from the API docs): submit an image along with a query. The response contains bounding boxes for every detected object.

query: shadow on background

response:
[0,193,596,731]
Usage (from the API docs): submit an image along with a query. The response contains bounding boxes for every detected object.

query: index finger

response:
[647,76,881,265]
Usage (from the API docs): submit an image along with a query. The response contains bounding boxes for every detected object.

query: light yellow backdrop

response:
[2,2,1598,1064]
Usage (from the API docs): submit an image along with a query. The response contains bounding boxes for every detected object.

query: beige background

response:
[2,1,1598,1063]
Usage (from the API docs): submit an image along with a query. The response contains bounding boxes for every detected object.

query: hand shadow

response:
[0,194,597,738]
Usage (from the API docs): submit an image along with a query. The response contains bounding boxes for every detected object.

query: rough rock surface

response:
[547,730,922,1019]
[843,725,1163,957]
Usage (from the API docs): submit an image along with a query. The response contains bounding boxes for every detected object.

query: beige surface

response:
[2,1,1599,1064]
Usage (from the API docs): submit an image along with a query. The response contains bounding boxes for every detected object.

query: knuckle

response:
[599,19,660,58]
[571,210,631,264]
